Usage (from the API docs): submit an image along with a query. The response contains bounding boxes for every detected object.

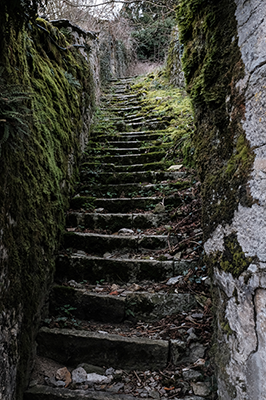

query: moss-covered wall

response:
[0,17,95,400]
[176,0,266,398]
[99,27,132,83]
[177,0,253,241]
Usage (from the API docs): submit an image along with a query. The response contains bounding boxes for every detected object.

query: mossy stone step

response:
[127,119,169,130]
[70,196,162,213]
[24,386,137,400]
[110,106,141,113]
[95,147,140,155]
[50,286,126,323]
[95,143,170,153]
[55,254,196,283]
[96,132,169,143]
[37,327,169,370]
[99,141,141,148]
[80,161,169,173]
[102,94,140,101]
[66,212,168,232]
[90,151,165,165]
[80,170,187,185]
[70,195,182,213]
[78,180,190,198]
[25,385,149,400]
[50,285,196,323]
[63,232,178,256]
[123,116,145,124]
[105,100,141,108]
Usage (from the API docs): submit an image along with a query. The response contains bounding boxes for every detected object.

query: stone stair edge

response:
[24,385,145,400]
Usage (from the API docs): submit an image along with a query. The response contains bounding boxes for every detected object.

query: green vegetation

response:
[212,233,253,278]
[121,1,176,62]
[131,70,195,166]
[0,68,32,154]
[177,0,254,241]
[0,18,94,398]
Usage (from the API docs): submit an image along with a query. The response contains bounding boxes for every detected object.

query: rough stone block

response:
[37,328,169,370]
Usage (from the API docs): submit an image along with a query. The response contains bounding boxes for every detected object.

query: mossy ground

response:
[0,17,94,399]
[131,70,195,166]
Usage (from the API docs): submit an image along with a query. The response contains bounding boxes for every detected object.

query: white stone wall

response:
[204,1,266,398]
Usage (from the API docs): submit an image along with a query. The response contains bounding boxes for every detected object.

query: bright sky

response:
[93,0,123,12]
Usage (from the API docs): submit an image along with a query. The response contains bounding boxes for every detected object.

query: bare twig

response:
[134,370,142,384]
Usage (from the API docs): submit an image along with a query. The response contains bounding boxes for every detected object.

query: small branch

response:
[134,370,142,384]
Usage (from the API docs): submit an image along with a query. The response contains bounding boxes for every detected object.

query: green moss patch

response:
[130,71,195,166]
[0,19,94,399]
[177,0,254,240]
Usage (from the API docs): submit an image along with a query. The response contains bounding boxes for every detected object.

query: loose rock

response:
[71,367,87,384]
[86,373,111,384]
[191,381,211,396]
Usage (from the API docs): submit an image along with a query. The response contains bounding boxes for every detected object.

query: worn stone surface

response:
[50,286,126,323]
[166,27,185,88]
[127,292,196,321]
[191,382,211,397]
[37,328,169,370]
[25,385,146,399]
[177,0,266,397]
[55,255,175,283]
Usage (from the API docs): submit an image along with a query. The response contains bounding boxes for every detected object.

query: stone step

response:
[50,285,126,323]
[96,131,169,142]
[70,194,182,213]
[99,141,141,148]
[93,147,141,155]
[109,76,136,82]
[25,386,151,400]
[70,196,163,213]
[49,285,196,323]
[66,212,169,231]
[113,89,130,94]
[106,100,141,108]
[94,142,170,153]
[37,327,169,370]
[90,151,165,165]
[78,181,190,198]
[80,161,168,173]
[108,106,141,113]
[102,94,140,101]
[63,232,178,256]
[55,254,196,283]
[80,170,186,185]
[127,120,169,130]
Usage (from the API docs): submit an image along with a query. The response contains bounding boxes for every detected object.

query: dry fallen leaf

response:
[55,367,72,388]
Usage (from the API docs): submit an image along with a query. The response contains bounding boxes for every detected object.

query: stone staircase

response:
[24,76,215,400]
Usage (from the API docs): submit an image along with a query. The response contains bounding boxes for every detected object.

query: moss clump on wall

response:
[209,233,253,279]
[177,0,254,242]
[0,17,94,399]
[220,233,252,277]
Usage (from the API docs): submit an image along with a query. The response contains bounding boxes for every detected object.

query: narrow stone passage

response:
[25,76,216,400]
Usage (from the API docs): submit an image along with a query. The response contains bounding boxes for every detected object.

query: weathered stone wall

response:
[177,0,266,399]
[99,26,132,82]
[0,19,95,400]
[166,27,185,88]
